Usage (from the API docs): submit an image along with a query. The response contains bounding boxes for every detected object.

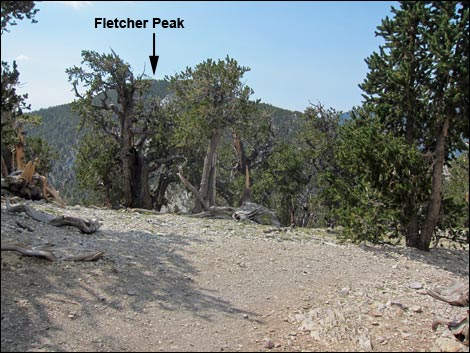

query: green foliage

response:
[67,49,161,208]
[1,1,39,171]
[299,104,341,226]
[252,143,307,225]
[326,111,428,243]
[1,1,38,34]
[168,56,253,145]
[66,49,151,133]
[75,132,123,207]
[353,1,469,249]
[1,60,32,146]
[217,106,275,206]
[441,151,469,229]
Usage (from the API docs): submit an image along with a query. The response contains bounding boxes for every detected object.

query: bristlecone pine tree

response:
[359,1,469,251]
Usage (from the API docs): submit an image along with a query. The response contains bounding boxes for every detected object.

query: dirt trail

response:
[1,201,468,352]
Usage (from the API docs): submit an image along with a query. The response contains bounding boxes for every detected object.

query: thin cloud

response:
[57,1,92,10]
[16,54,31,61]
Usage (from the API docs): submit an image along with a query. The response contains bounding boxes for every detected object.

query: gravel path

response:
[1,201,468,352]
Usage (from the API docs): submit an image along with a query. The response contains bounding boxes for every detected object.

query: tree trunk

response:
[130,150,152,209]
[152,173,171,211]
[1,152,9,178]
[193,130,220,213]
[14,125,25,171]
[120,103,152,209]
[405,202,420,248]
[241,164,252,204]
[121,108,134,208]
[420,118,449,251]
[232,131,252,204]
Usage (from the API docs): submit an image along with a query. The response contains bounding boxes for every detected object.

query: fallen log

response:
[6,202,100,234]
[428,281,469,346]
[1,169,64,205]
[189,202,281,227]
[189,206,236,219]
[1,243,104,261]
[233,202,281,227]
[427,281,469,307]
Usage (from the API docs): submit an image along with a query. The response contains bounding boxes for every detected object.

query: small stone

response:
[376,336,387,344]
[358,335,373,351]
[243,314,249,319]
[436,337,467,352]
[411,305,423,313]
[370,310,383,317]
[386,300,407,310]
[394,307,404,317]
[127,290,136,296]
[310,330,321,341]
[408,282,423,290]
[300,317,316,331]
[264,338,274,349]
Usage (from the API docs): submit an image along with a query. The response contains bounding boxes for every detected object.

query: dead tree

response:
[6,202,100,234]
[428,281,469,346]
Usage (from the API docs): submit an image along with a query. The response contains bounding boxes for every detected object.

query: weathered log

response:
[1,171,64,205]
[427,281,469,307]
[233,202,281,227]
[2,174,42,200]
[188,202,281,227]
[428,281,469,346]
[6,202,100,234]
[189,206,236,219]
[1,243,104,261]
[177,166,209,211]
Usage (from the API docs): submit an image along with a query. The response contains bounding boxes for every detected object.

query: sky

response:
[1,1,397,113]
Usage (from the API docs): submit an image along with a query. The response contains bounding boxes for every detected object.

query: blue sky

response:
[1,1,397,112]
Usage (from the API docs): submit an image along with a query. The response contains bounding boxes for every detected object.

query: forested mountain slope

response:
[27,80,303,204]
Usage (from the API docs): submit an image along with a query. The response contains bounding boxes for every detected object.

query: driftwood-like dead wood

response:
[189,206,236,219]
[15,220,34,232]
[428,281,469,346]
[233,202,281,227]
[189,202,281,227]
[1,243,104,262]
[177,166,210,210]
[427,281,469,307]
[126,207,160,215]
[6,203,100,234]
[1,169,65,205]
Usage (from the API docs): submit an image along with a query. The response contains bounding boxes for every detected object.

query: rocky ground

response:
[1,199,469,352]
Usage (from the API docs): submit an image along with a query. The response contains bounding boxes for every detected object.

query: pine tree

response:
[359,1,469,250]
[169,56,253,212]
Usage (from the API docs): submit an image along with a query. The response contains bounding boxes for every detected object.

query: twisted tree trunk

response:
[428,281,469,346]
[420,118,449,251]
[193,130,221,213]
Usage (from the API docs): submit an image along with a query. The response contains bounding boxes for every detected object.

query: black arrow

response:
[149,33,159,75]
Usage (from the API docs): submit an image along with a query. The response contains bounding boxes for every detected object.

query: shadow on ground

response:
[1,209,260,352]
[358,242,469,278]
